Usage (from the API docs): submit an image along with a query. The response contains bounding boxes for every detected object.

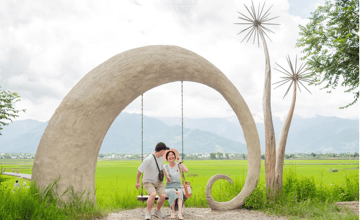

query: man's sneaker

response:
[154,209,165,218]
[145,212,152,220]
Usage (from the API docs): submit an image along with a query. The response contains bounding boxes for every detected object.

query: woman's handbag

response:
[178,164,192,198]
[153,154,164,181]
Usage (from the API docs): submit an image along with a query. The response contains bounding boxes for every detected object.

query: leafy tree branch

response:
[296,0,359,108]
[0,86,26,135]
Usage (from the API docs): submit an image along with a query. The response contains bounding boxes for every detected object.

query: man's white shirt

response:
[138,154,164,183]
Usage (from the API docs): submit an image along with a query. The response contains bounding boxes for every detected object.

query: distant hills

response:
[158,115,360,154]
[0,113,358,154]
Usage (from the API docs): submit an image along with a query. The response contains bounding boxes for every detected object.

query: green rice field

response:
[1,159,358,210]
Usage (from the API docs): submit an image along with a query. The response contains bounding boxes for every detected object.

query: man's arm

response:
[136,158,148,189]
[163,169,171,183]
[136,170,142,190]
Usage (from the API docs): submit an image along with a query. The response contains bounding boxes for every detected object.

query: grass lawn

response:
[1,159,358,219]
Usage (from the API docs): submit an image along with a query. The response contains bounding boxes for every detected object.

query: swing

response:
[137,81,185,202]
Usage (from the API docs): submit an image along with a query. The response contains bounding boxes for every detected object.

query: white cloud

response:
[0,0,357,123]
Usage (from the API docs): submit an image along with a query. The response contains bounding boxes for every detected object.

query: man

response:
[136,142,171,220]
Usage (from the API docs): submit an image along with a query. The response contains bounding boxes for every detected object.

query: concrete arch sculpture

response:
[32,45,261,210]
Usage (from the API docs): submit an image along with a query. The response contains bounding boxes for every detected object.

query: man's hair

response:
[155,142,169,152]
[16,180,18,183]
[166,151,176,160]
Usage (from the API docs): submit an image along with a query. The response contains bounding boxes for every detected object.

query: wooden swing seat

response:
[137,195,169,202]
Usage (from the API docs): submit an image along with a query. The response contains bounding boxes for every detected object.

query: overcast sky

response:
[0,0,358,123]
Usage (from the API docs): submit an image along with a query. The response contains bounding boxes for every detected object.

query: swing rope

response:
[141,94,144,198]
[181,81,184,161]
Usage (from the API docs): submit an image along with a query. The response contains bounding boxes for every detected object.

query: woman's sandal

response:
[171,213,176,219]
[178,214,184,219]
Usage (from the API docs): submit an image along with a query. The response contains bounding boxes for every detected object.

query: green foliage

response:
[296,0,359,108]
[0,86,26,135]
[244,168,359,219]
[0,169,10,190]
[0,178,105,219]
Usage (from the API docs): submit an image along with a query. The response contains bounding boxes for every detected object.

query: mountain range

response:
[0,113,358,154]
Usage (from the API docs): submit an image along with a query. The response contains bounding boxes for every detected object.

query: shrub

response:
[0,178,105,219]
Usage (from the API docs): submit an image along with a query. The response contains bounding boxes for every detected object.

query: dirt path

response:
[2,172,31,180]
[101,201,359,219]
[336,201,359,215]
[101,208,288,220]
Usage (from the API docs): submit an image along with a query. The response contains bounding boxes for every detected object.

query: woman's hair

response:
[166,151,176,160]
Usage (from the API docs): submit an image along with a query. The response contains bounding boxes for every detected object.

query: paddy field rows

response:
[1,159,358,210]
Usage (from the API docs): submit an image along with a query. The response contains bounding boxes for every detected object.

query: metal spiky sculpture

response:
[273,55,312,193]
[273,55,312,98]
[235,1,279,47]
[235,1,279,199]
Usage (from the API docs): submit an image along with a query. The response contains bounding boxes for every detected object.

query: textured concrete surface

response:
[31,45,261,206]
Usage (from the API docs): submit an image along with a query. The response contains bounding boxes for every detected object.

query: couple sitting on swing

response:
[136,142,189,220]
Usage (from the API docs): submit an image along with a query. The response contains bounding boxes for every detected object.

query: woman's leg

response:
[170,190,177,219]
[171,190,177,214]
[171,200,176,213]
[178,198,183,215]
[174,190,184,218]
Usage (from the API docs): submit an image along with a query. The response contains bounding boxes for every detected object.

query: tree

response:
[311,152,317,158]
[225,153,229,159]
[217,152,223,159]
[236,1,279,200]
[296,0,359,108]
[210,153,216,159]
[0,87,26,135]
[273,55,312,194]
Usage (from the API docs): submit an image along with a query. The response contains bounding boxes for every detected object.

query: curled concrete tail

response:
[206,152,261,211]
[206,173,259,210]
[206,174,234,210]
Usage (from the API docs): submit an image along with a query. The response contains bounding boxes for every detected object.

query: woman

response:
[163,149,189,219]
